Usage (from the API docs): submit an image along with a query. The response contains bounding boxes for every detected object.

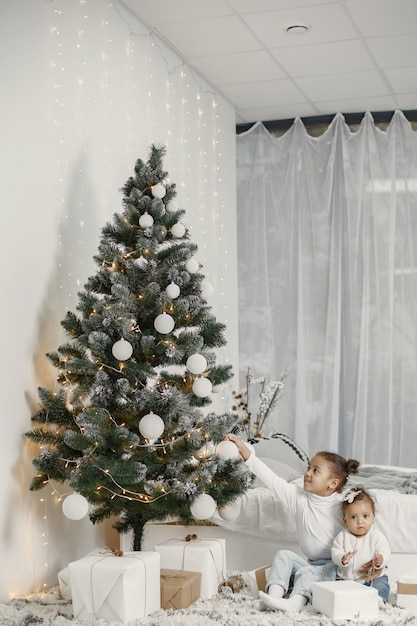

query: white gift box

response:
[58,567,71,600]
[58,548,104,600]
[397,573,417,608]
[68,550,160,623]
[154,537,226,599]
[312,581,379,620]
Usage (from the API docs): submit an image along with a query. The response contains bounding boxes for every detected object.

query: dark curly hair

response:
[316,451,360,492]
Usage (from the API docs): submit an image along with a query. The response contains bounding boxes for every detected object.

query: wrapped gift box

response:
[58,548,104,600]
[160,568,201,609]
[247,565,271,595]
[68,550,160,623]
[58,567,71,600]
[397,573,417,608]
[312,581,379,620]
[154,537,226,599]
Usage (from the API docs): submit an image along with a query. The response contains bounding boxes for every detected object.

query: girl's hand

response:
[373,553,383,568]
[224,434,252,461]
[341,549,357,565]
[358,559,383,581]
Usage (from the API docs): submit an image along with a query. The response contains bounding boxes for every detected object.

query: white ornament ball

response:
[112,339,133,361]
[218,499,241,521]
[165,282,180,299]
[62,493,89,520]
[192,377,212,398]
[135,255,148,269]
[215,440,240,460]
[151,183,166,199]
[171,222,186,238]
[193,441,215,460]
[185,258,199,274]
[200,281,214,299]
[139,412,165,439]
[166,199,178,213]
[186,353,207,375]
[139,212,154,228]
[154,313,175,334]
[190,493,217,520]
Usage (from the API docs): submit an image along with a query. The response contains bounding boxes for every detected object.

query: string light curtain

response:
[236,111,417,467]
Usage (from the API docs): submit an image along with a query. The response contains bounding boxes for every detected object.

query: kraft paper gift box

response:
[160,568,201,609]
[154,537,226,599]
[68,550,160,623]
[397,573,417,608]
[247,565,271,595]
[312,581,379,620]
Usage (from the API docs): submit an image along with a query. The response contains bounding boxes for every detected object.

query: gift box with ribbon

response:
[68,549,160,623]
[160,568,201,609]
[154,535,226,599]
[58,548,105,601]
[312,581,379,620]
[397,574,417,608]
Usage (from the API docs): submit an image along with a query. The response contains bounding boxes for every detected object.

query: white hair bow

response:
[342,489,361,504]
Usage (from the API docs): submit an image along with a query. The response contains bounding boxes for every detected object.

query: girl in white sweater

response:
[331,486,390,604]
[225,434,360,612]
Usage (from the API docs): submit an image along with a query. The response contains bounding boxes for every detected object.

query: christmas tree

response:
[25,145,251,550]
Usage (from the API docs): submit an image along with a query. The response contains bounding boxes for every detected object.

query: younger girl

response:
[225,434,360,612]
[331,486,390,605]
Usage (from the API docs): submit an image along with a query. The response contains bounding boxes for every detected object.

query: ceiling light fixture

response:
[285,24,310,35]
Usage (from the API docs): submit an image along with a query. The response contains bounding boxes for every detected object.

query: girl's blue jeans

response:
[267,549,337,601]
[267,549,390,603]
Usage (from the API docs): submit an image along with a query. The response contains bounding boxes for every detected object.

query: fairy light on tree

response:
[25,145,251,550]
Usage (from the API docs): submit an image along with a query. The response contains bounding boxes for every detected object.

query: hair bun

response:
[346,458,360,475]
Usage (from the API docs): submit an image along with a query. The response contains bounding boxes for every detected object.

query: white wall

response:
[0,0,238,602]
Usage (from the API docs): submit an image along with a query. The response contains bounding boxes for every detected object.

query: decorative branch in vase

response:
[232,368,288,439]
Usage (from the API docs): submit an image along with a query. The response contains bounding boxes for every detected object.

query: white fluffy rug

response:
[2,579,417,626]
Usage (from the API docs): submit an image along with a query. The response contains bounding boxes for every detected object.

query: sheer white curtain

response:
[236,111,417,467]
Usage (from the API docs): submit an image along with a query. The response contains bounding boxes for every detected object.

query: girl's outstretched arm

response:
[224,433,252,461]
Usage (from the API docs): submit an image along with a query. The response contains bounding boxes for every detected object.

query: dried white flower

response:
[233,368,288,438]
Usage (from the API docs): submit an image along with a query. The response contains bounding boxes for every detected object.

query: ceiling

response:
[121,0,417,127]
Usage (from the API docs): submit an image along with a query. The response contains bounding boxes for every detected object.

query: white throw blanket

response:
[349,466,417,494]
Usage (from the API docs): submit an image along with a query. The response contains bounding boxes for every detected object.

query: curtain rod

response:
[236,109,417,135]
